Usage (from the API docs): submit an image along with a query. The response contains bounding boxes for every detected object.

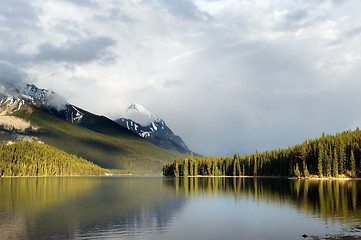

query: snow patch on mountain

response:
[0,83,85,125]
[21,84,67,110]
[116,103,190,153]
[0,96,26,115]
[125,103,160,126]
[0,83,67,111]
[71,106,84,122]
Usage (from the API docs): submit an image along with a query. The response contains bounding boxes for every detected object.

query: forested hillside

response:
[0,142,107,177]
[11,107,184,174]
[163,128,361,178]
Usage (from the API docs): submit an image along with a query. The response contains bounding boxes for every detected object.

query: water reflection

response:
[165,177,361,224]
[0,177,102,240]
[1,177,361,240]
[0,177,185,240]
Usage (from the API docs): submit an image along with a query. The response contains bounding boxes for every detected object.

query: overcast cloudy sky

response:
[1,0,361,156]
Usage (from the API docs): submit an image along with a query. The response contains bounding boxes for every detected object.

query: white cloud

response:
[166,48,206,63]
[1,0,361,156]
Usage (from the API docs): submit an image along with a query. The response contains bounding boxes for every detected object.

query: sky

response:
[1,0,361,156]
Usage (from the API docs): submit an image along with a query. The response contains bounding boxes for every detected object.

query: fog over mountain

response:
[1,0,361,156]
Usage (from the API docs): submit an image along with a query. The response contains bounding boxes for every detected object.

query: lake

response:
[1,177,361,240]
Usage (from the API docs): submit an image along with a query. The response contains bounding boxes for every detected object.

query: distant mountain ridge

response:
[0,83,186,174]
[116,103,190,154]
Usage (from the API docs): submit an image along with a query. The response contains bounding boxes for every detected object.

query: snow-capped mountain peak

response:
[21,84,67,111]
[22,84,48,104]
[126,103,151,115]
[125,103,160,126]
[0,83,84,123]
[116,103,190,154]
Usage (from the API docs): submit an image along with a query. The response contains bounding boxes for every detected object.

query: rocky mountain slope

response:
[115,103,190,154]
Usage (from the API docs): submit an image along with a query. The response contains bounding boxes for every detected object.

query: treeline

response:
[0,142,108,176]
[163,128,361,178]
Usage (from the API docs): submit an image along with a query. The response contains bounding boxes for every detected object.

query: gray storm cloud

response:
[34,37,116,63]
[0,63,28,90]
[0,63,31,101]
[0,63,66,110]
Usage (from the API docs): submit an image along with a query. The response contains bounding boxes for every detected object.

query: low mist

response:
[0,63,66,110]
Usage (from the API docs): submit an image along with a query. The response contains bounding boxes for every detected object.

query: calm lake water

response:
[1,177,361,240]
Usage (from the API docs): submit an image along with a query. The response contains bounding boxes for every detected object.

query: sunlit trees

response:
[350,150,356,177]
[333,148,339,177]
[163,128,361,178]
[339,140,346,175]
[0,142,107,177]
[294,163,301,177]
[317,143,325,177]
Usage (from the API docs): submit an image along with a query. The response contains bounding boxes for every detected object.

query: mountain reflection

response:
[164,177,361,223]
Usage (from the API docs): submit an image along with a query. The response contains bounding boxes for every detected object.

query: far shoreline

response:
[0,173,166,178]
[173,175,361,180]
[2,174,361,180]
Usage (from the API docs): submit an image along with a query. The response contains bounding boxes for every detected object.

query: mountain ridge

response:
[116,103,190,154]
[0,83,186,174]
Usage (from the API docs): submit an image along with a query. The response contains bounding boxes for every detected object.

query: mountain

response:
[0,84,144,137]
[0,83,82,122]
[0,84,185,174]
[115,103,190,154]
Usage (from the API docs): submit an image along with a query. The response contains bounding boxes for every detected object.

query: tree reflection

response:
[165,177,361,223]
[0,177,184,240]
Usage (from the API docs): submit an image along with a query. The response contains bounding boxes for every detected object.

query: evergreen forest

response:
[0,142,107,177]
[163,128,361,178]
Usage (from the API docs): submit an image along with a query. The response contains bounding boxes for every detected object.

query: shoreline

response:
[178,175,361,180]
[0,173,165,178]
[2,174,361,180]
[0,175,111,178]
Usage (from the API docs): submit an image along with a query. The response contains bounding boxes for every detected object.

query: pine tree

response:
[183,159,189,177]
[294,163,301,177]
[351,150,356,177]
[194,160,198,176]
[304,165,310,177]
[237,158,241,176]
[325,148,332,177]
[189,158,194,176]
[174,162,179,177]
[339,140,346,174]
[300,144,308,177]
[253,150,258,176]
[332,148,339,177]
[233,154,238,176]
[318,143,324,177]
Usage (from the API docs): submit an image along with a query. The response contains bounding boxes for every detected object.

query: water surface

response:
[1,177,361,240]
